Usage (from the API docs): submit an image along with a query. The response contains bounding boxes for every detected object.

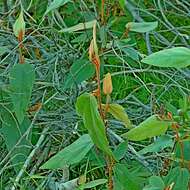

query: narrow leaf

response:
[126,21,158,33]
[107,104,132,128]
[40,134,93,169]
[142,47,190,68]
[83,179,107,189]
[76,93,114,157]
[60,20,96,33]
[122,115,170,141]
[44,0,71,15]
[9,63,35,124]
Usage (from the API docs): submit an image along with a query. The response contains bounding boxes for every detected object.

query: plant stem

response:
[103,94,110,121]
[95,66,104,119]
[172,123,185,167]
[101,0,105,24]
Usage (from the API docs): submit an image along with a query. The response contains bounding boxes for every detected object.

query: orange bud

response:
[103,73,113,95]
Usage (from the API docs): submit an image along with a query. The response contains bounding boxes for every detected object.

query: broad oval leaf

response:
[13,10,25,38]
[107,104,132,128]
[126,21,158,33]
[40,134,93,169]
[9,63,35,124]
[142,47,190,68]
[122,115,170,141]
[44,0,71,15]
[76,93,114,157]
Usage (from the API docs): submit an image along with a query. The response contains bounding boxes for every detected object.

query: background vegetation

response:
[0,0,190,189]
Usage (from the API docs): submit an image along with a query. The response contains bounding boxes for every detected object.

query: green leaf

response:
[143,176,165,190]
[122,115,170,141]
[64,59,95,89]
[83,179,107,189]
[139,135,174,155]
[107,104,132,128]
[164,167,190,190]
[13,10,25,37]
[142,47,190,68]
[126,21,158,33]
[0,105,31,172]
[113,141,128,161]
[60,20,96,33]
[76,93,114,157]
[175,140,190,161]
[44,0,71,15]
[114,163,141,190]
[9,63,35,124]
[40,134,93,169]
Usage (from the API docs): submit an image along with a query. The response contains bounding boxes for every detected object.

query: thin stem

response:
[95,66,104,119]
[101,0,105,24]
[103,94,110,120]
[172,123,185,167]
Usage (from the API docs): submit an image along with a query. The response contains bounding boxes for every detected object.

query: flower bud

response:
[13,10,25,39]
[103,73,113,95]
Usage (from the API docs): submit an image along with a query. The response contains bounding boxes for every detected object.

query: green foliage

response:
[0,105,31,172]
[40,134,93,169]
[143,176,165,190]
[1,0,190,189]
[164,167,190,190]
[122,115,170,141]
[9,63,35,124]
[175,140,190,161]
[76,93,114,157]
[113,141,128,161]
[44,0,71,15]
[139,135,174,155]
[64,59,95,89]
[81,179,107,189]
[126,21,158,33]
[113,163,141,190]
[107,103,132,128]
[142,47,190,68]
[60,20,96,33]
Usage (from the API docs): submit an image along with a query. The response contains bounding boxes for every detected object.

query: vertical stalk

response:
[101,0,105,24]
[94,65,114,190]
[18,30,24,64]
[96,67,104,119]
